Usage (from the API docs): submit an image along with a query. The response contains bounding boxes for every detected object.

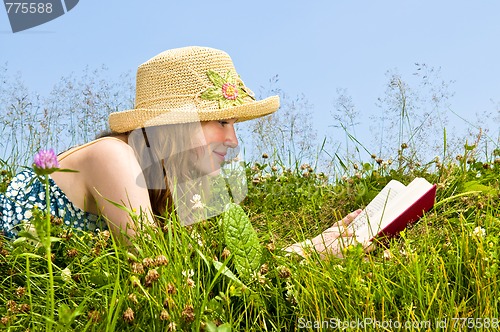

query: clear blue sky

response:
[1,0,499,155]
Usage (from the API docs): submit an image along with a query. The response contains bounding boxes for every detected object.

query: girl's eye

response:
[219,121,229,126]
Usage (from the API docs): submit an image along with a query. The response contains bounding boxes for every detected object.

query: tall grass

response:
[1,140,499,331]
[0,64,499,330]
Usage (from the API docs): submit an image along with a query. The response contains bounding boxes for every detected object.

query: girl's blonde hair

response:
[127,123,204,220]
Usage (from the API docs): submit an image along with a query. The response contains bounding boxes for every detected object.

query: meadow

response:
[0,65,499,331]
[1,140,499,331]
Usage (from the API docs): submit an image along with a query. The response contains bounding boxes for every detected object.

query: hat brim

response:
[109,95,280,133]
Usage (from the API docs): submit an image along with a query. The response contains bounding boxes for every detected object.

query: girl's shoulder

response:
[59,136,134,163]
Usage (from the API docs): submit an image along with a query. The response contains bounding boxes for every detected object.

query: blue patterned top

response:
[0,169,106,239]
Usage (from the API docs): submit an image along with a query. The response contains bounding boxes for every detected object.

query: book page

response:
[348,180,407,243]
[369,177,433,226]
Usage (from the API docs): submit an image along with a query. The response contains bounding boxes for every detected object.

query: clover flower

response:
[33,149,59,175]
[473,226,486,238]
[190,194,204,210]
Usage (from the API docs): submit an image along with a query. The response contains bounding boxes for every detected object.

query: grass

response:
[0,142,499,331]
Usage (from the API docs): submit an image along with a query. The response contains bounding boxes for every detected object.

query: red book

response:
[348,177,437,243]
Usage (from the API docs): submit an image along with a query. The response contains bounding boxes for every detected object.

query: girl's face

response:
[193,119,238,175]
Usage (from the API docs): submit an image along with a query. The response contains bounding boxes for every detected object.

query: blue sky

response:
[1,0,499,157]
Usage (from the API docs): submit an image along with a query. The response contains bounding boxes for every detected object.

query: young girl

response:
[0,46,360,257]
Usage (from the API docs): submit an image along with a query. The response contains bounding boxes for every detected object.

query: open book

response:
[348,177,436,244]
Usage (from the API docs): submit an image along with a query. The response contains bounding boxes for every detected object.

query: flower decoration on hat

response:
[201,70,255,108]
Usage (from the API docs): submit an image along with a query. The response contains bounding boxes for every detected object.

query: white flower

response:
[182,269,194,278]
[61,267,72,283]
[473,226,486,237]
[190,194,204,210]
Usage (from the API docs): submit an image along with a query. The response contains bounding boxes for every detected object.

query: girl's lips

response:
[213,151,226,161]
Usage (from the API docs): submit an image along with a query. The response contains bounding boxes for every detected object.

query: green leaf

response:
[200,87,222,101]
[206,70,226,87]
[221,203,262,282]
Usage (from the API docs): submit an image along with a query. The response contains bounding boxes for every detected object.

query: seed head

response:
[67,248,78,258]
[278,266,292,279]
[128,293,138,304]
[155,255,168,266]
[88,310,101,323]
[142,257,155,268]
[160,309,170,321]
[221,247,231,260]
[16,286,26,298]
[145,269,160,286]
[131,262,145,275]
[123,307,134,323]
[181,304,195,323]
[166,282,177,295]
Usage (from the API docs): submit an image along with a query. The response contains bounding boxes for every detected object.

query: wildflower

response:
[271,165,278,172]
[182,269,194,278]
[262,153,269,159]
[33,149,59,175]
[401,143,408,149]
[123,307,135,323]
[1,316,10,325]
[181,304,195,323]
[155,255,168,266]
[145,269,160,286]
[190,194,204,210]
[166,282,177,295]
[375,158,383,165]
[473,226,486,238]
[160,309,170,321]
[15,286,26,298]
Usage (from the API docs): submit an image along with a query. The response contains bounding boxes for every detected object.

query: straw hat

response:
[109,46,280,133]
